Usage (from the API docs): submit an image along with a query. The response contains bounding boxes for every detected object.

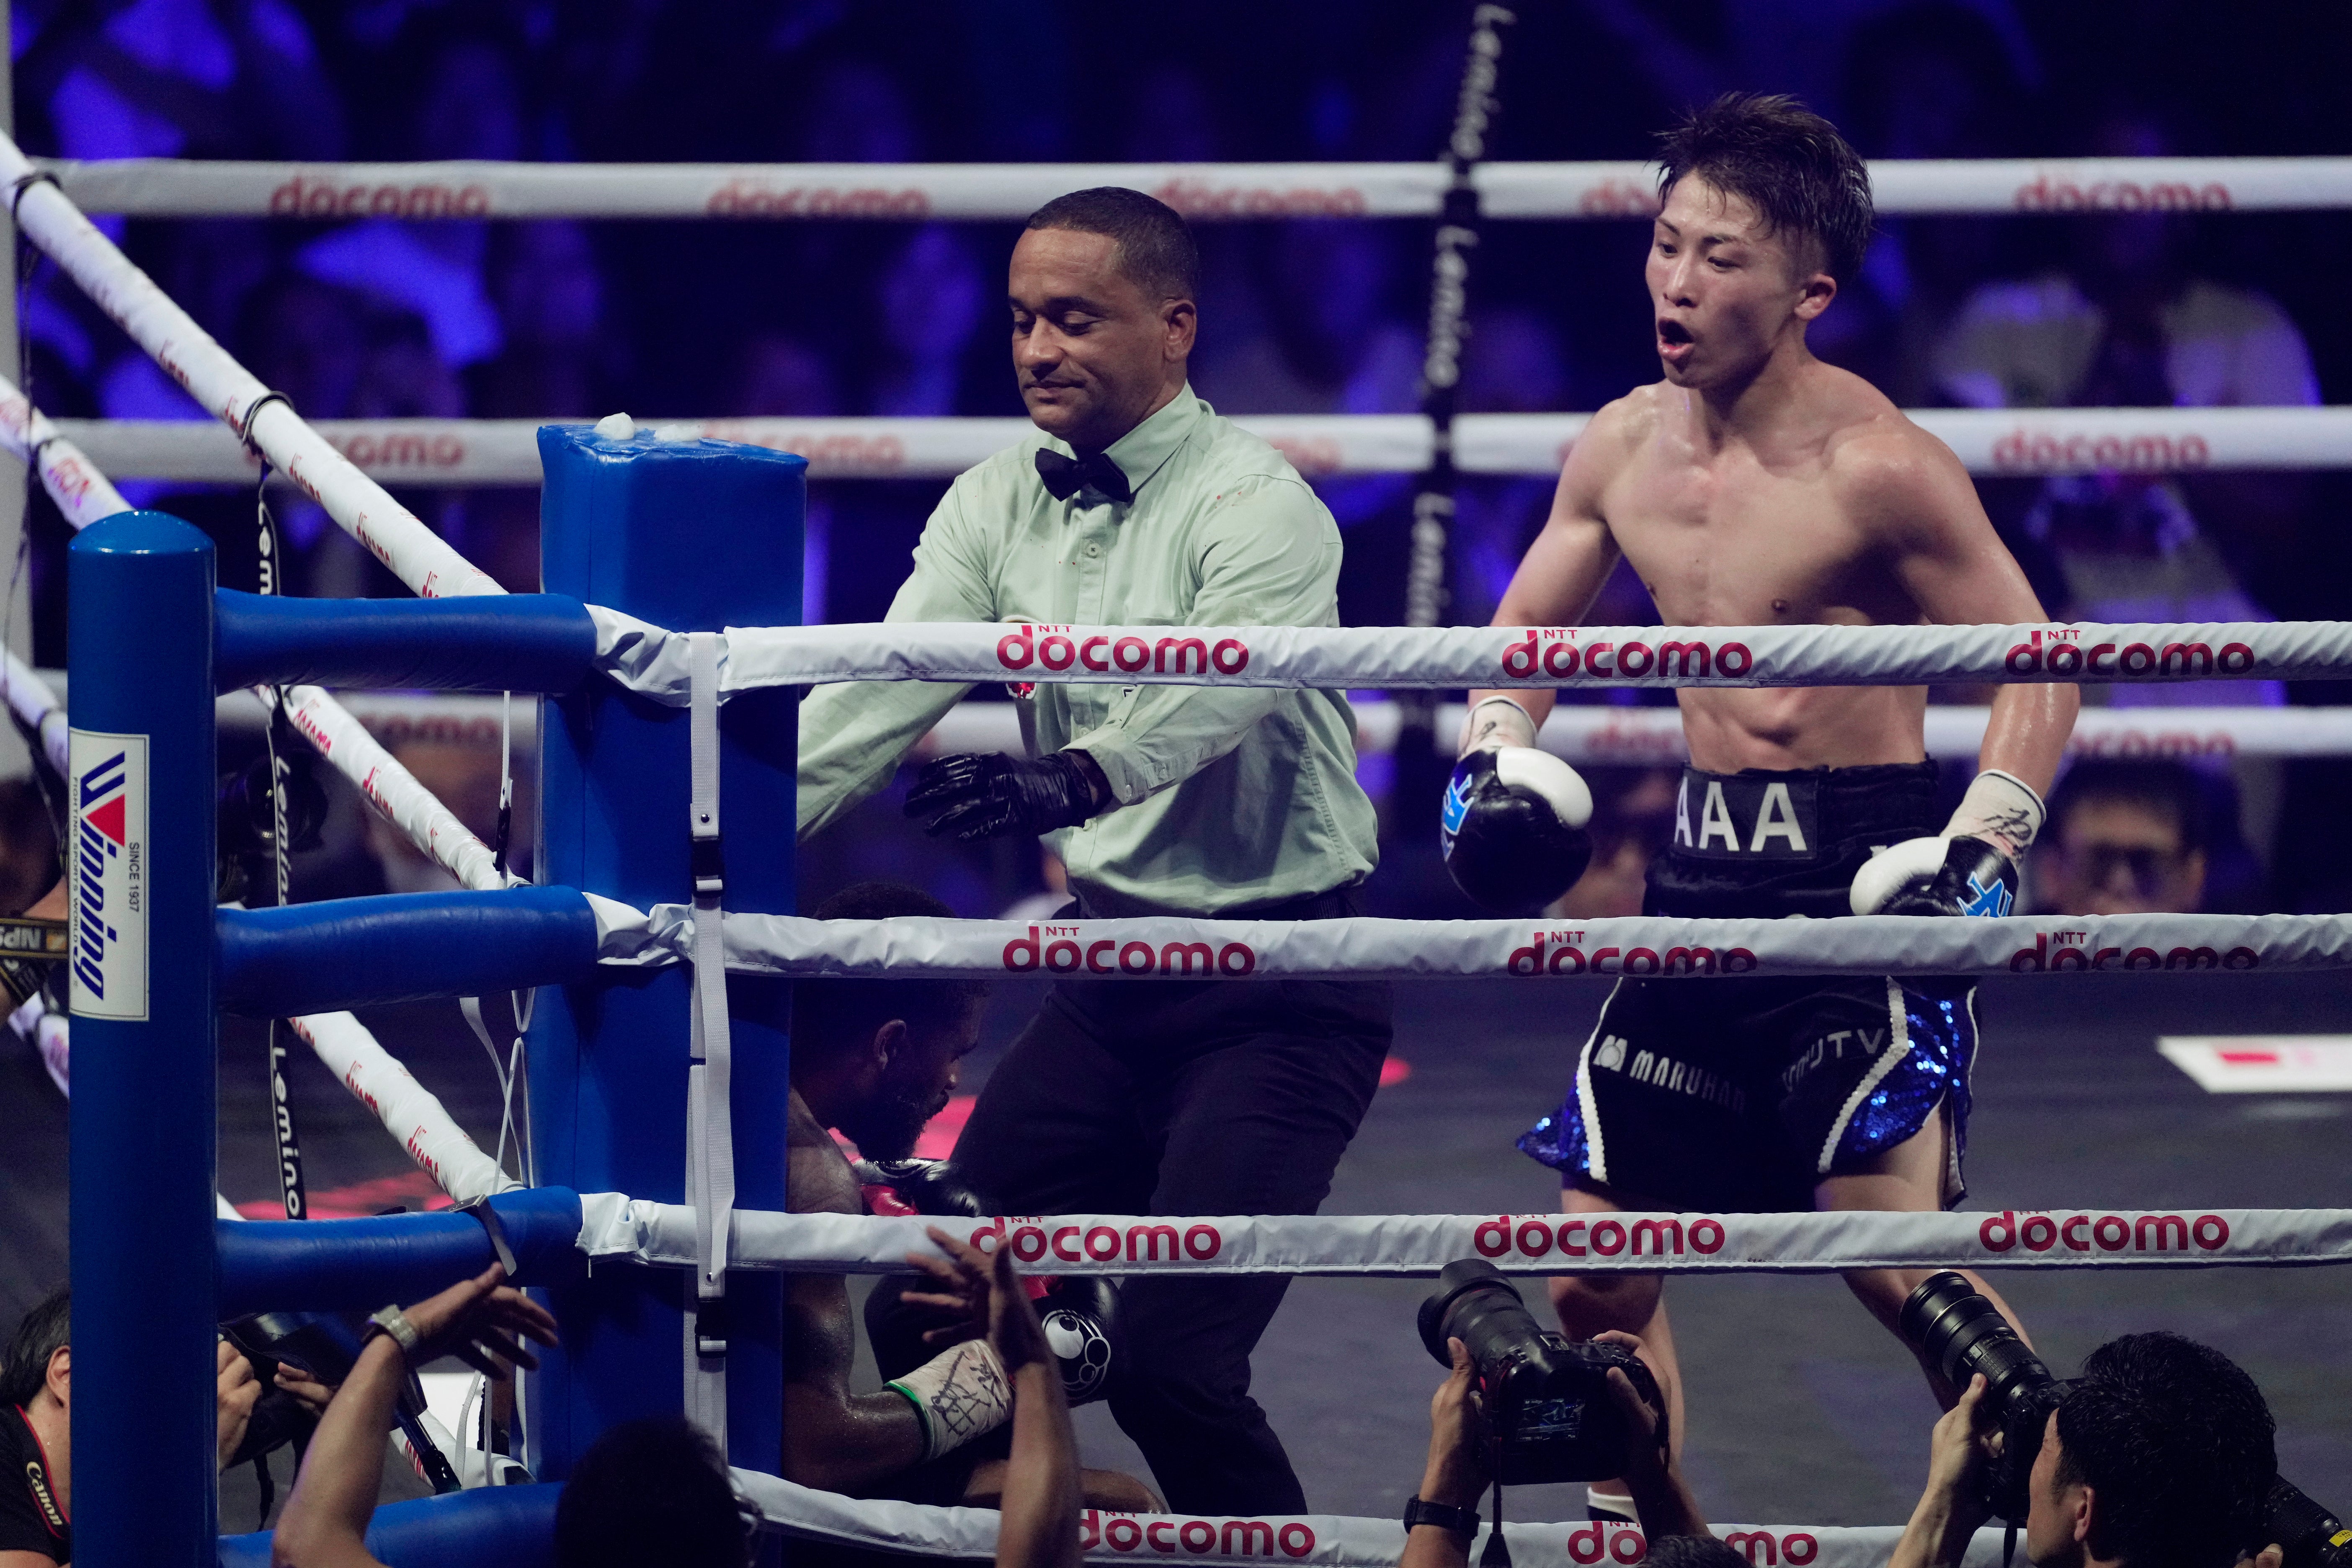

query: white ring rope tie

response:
[731,1471,2017,1568]
[593,612,2352,696]
[32,155,2352,220]
[0,132,501,599]
[587,906,2352,982]
[579,1199,2352,1278]
[46,406,2352,483]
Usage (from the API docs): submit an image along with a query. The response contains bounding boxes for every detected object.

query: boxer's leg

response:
[1107,979,1390,1516]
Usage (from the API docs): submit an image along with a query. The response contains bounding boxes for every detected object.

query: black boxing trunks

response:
[1519,761,1977,1214]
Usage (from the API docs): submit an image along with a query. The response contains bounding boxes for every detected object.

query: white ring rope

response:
[587,908,2352,982]
[0,132,503,599]
[48,406,2352,484]
[0,371,510,892]
[34,155,2352,221]
[732,1471,2014,1568]
[592,613,2352,697]
[578,1198,2352,1277]
[933,700,2351,764]
[289,1012,521,1205]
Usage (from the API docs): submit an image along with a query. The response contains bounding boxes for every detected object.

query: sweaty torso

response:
[1596,369,1931,772]
[787,1089,863,1218]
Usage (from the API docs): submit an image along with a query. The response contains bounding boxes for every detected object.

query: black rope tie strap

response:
[8,169,59,226]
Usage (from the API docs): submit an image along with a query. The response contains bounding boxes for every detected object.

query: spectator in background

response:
[728,332,843,626]
[472,222,618,420]
[872,226,994,418]
[1452,306,1575,630]
[2032,760,2208,916]
[1933,106,2316,710]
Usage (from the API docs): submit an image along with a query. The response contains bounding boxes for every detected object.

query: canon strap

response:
[683,631,736,1449]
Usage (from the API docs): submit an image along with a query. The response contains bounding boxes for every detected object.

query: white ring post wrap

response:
[574,1199,2352,1277]
[729,1470,2019,1568]
[36,154,2352,220]
[683,631,736,1447]
[590,613,2352,697]
[2,655,68,776]
[589,907,2352,982]
[0,375,133,526]
[0,131,502,599]
[291,1012,520,1205]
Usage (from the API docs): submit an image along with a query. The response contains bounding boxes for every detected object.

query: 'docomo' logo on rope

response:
[2004,628,2255,679]
[1510,931,1757,976]
[1499,628,1753,681]
[1978,1210,2231,1254]
[1081,1511,1315,1559]
[2008,931,2258,972]
[1475,1214,1728,1260]
[1003,925,1257,977]
[971,1217,1224,1266]
[995,624,1251,677]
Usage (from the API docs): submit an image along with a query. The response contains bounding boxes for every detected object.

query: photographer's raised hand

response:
[1890,1375,1998,1568]
[1595,1330,1708,1539]
[1403,1339,1491,1568]
[216,1339,264,1473]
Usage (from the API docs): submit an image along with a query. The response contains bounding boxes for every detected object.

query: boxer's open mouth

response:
[1657,318,1695,364]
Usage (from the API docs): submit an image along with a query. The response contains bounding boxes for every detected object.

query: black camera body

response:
[1899,1272,2352,1568]
[1418,1258,1665,1485]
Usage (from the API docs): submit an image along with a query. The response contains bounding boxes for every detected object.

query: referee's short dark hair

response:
[1656,92,1875,286]
[1026,187,1200,304]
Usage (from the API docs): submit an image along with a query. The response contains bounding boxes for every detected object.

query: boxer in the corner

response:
[1443,93,2076,1518]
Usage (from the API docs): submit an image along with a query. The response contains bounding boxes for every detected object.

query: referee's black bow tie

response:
[1035,448,1133,504]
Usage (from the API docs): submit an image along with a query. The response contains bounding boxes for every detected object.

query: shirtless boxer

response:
[1447,94,2077,1512]
[781,881,1153,1522]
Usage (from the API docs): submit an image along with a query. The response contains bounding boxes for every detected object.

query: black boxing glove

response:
[854,1157,986,1219]
[905,752,1106,841]
[1441,745,1596,915]
[1850,770,2042,919]
[1033,1274,1121,1406]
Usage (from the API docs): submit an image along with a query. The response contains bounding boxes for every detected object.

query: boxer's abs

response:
[1676,683,1931,773]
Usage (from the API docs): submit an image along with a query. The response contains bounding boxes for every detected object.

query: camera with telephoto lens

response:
[1418,1258,1665,1485]
[1901,1272,2352,1568]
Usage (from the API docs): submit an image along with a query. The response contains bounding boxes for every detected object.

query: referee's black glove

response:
[905,752,1104,841]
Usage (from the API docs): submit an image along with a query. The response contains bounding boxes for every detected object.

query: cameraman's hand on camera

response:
[1422,1337,1491,1509]
[273,1361,338,1420]
[1890,1375,1999,1568]
[1594,1330,1708,1538]
[216,1338,263,1473]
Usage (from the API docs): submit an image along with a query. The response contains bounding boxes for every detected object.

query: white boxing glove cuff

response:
[1943,769,2045,859]
[1460,696,1538,756]
[887,1337,1012,1461]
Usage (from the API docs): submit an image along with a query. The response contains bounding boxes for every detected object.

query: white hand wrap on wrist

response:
[887,1338,1012,1462]
[1943,769,2046,860]
[1460,696,1538,756]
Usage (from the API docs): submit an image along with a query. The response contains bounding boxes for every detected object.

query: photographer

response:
[1404,1328,1707,1568]
[1,1285,271,1567]
[1890,1333,2280,1568]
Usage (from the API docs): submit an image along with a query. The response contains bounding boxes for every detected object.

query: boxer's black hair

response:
[794,882,988,1059]
[1026,186,1200,303]
[555,1415,750,1567]
[1656,93,1874,286]
[2048,759,2209,854]
[2057,1333,2275,1568]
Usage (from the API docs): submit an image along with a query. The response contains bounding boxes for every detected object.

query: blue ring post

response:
[531,428,804,1479]
[68,512,218,1565]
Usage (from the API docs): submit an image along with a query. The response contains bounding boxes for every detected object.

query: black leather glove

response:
[854,1157,987,1218]
[904,751,1103,841]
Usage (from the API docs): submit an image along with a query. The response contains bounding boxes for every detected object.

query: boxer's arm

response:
[781,1112,929,1488]
[797,485,986,841]
[1064,473,1335,806]
[1865,430,2077,806]
[1467,401,1629,746]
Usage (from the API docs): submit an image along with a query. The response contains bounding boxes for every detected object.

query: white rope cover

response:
[592,613,2352,698]
[590,907,2352,982]
[267,685,510,892]
[732,1471,2012,1568]
[50,406,2352,484]
[0,373,511,892]
[578,1198,2351,1277]
[36,155,2352,220]
[289,1012,519,1205]
[936,701,2352,764]
[0,132,501,599]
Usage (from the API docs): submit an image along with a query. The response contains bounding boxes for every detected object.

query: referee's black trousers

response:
[952,892,1392,1517]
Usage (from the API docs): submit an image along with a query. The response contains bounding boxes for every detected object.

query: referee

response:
[797,187,1388,1515]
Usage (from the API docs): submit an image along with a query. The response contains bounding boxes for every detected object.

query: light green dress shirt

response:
[797,386,1380,916]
